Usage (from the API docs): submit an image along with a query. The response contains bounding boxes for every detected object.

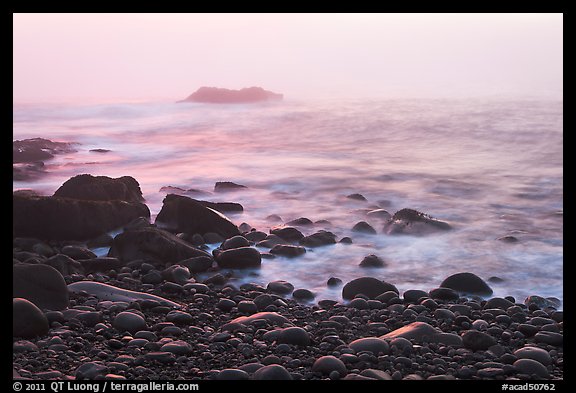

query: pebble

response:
[267,280,295,295]
[403,289,429,303]
[217,298,236,312]
[348,337,389,355]
[292,288,315,300]
[513,358,550,379]
[238,300,258,314]
[160,340,192,355]
[514,346,552,365]
[253,364,293,380]
[216,369,250,380]
[113,312,147,334]
[278,327,311,346]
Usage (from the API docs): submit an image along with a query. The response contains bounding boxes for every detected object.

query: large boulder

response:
[53,174,144,202]
[13,192,150,241]
[13,264,69,310]
[440,272,493,296]
[155,194,239,238]
[13,298,49,338]
[383,208,451,235]
[108,226,211,264]
[342,277,398,300]
[179,86,283,104]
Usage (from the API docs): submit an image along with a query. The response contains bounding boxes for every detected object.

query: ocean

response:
[13,97,563,305]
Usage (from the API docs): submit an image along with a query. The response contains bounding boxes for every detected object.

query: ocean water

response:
[13,98,563,305]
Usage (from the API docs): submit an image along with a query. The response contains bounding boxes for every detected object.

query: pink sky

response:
[13,13,563,103]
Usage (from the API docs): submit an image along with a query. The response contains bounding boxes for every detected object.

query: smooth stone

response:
[216,247,262,269]
[278,327,311,346]
[162,265,191,285]
[270,226,304,242]
[517,324,539,337]
[54,174,143,202]
[244,231,268,242]
[216,369,250,380]
[43,254,83,276]
[342,277,398,300]
[160,340,192,355]
[13,298,49,338]
[13,340,39,353]
[348,337,389,355]
[429,287,460,301]
[462,330,497,350]
[292,288,315,300]
[390,337,413,353]
[68,281,180,308]
[267,280,294,295]
[381,322,438,342]
[253,364,293,380]
[524,295,560,310]
[113,312,147,334]
[270,244,307,257]
[221,235,250,250]
[513,359,550,379]
[440,272,493,296]
[534,331,563,346]
[166,310,194,325]
[352,221,377,234]
[13,264,69,310]
[485,297,514,310]
[359,254,386,268]
[312,355,347,377]
[144,352,176,363]
[402,289,429,303]
[514,347,552,365]
[327,277,343,287]
[238,301,258,314]
[299,231,337,247]
[225,312,292,329]
[179,256,213,273]
[360,369,392,380]
[383,208,451,235]
[287,217,314,226]
[217,298,236,312]
[346,193,367,201]
[349,298,369,310]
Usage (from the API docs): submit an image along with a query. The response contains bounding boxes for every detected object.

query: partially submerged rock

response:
[383,208,451,235]
[54,174,144,202]
[179,86,283,104]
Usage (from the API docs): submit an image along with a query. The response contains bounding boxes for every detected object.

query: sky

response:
[13,13,563,103]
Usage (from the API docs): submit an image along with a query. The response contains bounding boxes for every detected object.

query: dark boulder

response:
[214,181,247,192]
[13,264,69,310]
[13,138,77,163]
[359,254,386,268]
[215,247,262,269]
[179,256,214,273]
[155,194,239,238]
[342,277,398,300]
[198,200,244,213]
[108,226,211,263]
[179,86,283,104]
[13,298,49,338]
[299,231,337,247]
[53,174,143,202]
[383,208,451,235]
[270,226,304,242]
[13,192,149,241]
[440,272,493,296]
[352,221,377,234]
[270,244,307,258]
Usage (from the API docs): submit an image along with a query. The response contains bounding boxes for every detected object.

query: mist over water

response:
[13,97,563,304]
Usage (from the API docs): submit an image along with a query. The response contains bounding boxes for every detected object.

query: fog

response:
[13,13,562,103]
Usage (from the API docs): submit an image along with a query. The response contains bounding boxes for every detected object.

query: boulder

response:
[13,298,49,338]
[270,244,307,258]
[440,272,493,296]
[13,138,77,163]
[215,247,262,269]
[359,254,386,268]
[179,256,214,273]
[253,364,293,380]
[155,194,239,238]
[179,86,283,104]
[53,174,143,202]
[348,337,389,354]
[299,231,337,247]
[13,192,150,241]
[13,264,69,310]
[342,277,398,300]
[383,208,451,235]
[270,226,304,242]
[352,221,377,234]
[198,200,244,213]
[108,226,211,263]
[267,280,294,295]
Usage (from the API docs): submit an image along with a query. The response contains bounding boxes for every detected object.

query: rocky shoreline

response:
[13,175,563,380]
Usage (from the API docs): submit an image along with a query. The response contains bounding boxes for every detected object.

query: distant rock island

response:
[179,86,283,104]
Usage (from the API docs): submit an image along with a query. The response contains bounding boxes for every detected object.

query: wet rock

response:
[221,235,250,250]
[327,277,343,287]
[238,301,258,314]
[383,208,451,235]
[13,138,77,163]
[270,244,306,257]
[352,221,377,234]
[216,369,250,380]
[292,289,315,301]
[270,226,304,242]
[267,280,294,295]
[178,256,214,273]
[342,277,398,300]
[346,193,367,201]
[514,347,552,365]
[197,200,244,214]
[13,192,150,241]
[214,181,247,192]
[253,364,293,380]
[160,340,192,355]
[287,217,314,226]
[348,337,389,355]
[513,359,550,379]
[68,281,180,308]
[13,263,69,310]
[440,272,493,296]
[75,362,108,380]
[484,297,514,310]
[366,209,392,220]
[13,298,49,338]
[359,254,386,268]
[161,265,191,285]
[461,330,497,350]
[109,226,211,263]
[534,331,563,346]
[299,230,337,247]
[244,231,268,242]
[113,312,147,334]
[215,247,262,268]
[224,312,292,330]
[256,234,287,248]
[524,295,560,310]
[54,174,143,202]
[403,289,428,303]
[312,356,347,377]
[155,194,239,238]
[360,369,392,380]
[429,287,460,301]
[498,235,519,243]
[278,327,311,346]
